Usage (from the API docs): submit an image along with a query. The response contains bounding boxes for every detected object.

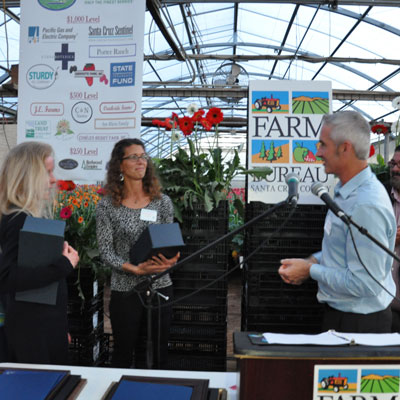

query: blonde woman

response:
[0,141,79,364]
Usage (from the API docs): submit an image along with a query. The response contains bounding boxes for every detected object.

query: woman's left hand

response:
[151,252,180,268]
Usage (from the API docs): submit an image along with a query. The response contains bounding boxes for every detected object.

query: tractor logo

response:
[254,95,281,113]
[320,373,349,393]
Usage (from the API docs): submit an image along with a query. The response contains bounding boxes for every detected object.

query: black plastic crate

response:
[168,338,226,356]
[244,304,324,325]
[169,324,226,340]
[246,202,327,221]
[172,304,227,324]
[68,327,106,366]
[181,201,229,235]
[67,289,104,315]
[165,353,226,372]
[173,287,228,306]
[245,321,322,334]
[67,268,102,301]
[68,310,104,334]
[179,238,228,266]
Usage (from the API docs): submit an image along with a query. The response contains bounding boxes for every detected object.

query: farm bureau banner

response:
[247,80,336,204]
[18,0,145,183]
[314,364,400,399]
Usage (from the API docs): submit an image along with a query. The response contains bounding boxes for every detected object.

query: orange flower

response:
[78,216,84,224]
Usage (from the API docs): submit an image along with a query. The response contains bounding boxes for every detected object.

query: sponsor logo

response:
[25,120,52,139]
[88,24,133,40]
[26,64,57,90]
[41,26,78,41]
[71,102,93,124]
[59,159,78,170]
[110,62,135,87]
[82,160,103,170]
[55,43,75,70]
[94,118,135,130]
[77,133,129,142]
[70,63,108,86]
[89,44,136,58]
[38,0,76,11]
[99,101,136,114]
[28,26,39,43]
[55,119,74,140]
[31,102,64,116]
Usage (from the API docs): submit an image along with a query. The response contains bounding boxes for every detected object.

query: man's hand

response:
[278,258,313,285]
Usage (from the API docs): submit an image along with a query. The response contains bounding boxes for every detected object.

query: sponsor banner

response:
[247,80,336,204]
[314,364,400,400]
[18,0,144,183]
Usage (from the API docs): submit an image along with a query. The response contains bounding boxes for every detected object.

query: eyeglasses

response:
[388,160,400,169]
[122,154,150,162]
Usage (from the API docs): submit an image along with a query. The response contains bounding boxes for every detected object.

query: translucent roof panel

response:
[0,1,399,155]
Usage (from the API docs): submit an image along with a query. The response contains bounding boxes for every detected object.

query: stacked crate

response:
[67,268,105,366]
[166,202,229,371]
[242,202,327,334]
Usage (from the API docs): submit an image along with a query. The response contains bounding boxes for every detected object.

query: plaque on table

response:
[15,216,66,305]
[130,223,185,265]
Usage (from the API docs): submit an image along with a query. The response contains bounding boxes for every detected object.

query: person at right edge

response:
[279,111,396,333]
[388,145,400,332]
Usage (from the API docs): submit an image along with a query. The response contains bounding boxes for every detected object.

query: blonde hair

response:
[0,141,55,218]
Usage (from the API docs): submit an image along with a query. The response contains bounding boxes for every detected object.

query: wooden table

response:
[234,331,400,400]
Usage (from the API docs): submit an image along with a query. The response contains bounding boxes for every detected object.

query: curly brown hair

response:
[105,138,162,206]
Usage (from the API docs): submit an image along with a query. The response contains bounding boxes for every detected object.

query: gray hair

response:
[322,111,370,160]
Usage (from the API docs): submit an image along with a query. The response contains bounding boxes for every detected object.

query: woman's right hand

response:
[122,258,175,276]
[62,241,79,268]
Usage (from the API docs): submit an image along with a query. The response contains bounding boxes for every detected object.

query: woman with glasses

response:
[0,141,79,364]
[96,138,179,369]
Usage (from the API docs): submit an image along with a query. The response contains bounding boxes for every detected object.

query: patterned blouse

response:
[96,194,173,292]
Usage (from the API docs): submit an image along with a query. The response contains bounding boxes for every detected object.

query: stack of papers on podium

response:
[262,331,400,346]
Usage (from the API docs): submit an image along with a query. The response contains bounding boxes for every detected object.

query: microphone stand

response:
[132,198,294,369]
[132,199,292,293]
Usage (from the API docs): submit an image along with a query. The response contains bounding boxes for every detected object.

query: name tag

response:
[140,208,157,222]
[324,214,332,236]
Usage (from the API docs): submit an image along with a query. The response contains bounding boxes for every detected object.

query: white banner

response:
[18,0,145,183]
[247,80,336,204]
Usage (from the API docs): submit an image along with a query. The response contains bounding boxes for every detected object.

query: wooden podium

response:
[234,331,400,400]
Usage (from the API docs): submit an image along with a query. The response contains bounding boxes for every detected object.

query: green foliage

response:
[154,136,272,222]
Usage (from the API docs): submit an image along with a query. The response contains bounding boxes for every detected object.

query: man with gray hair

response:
[279,111,396,333]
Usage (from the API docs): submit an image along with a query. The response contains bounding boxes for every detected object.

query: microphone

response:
[285,173,300,206]
[311,182,349,224]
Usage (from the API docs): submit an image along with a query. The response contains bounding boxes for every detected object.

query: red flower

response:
[60,206,72,220]
[164,118,178,131]
[97,187,106,195]
[191,109,205,122]
[200,118,212,131]
[57,180,76,191]
[369,144,375,158]
[152,119,165,128]
[371,124,389,135]
[206,107,223,125]
[178,116,194,136]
